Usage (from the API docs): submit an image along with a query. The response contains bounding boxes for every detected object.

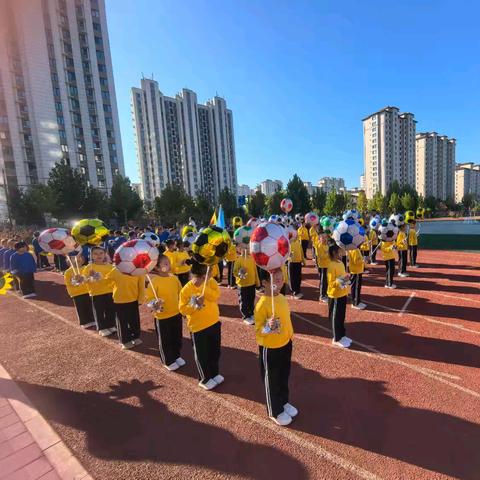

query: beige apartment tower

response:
[455,162,480,203]
[363,106,416,199]
[415,132,456,201]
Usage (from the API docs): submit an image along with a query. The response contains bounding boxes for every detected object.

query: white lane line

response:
[399,293,416,316]
[11,295,382,480]
[291,312,478,398]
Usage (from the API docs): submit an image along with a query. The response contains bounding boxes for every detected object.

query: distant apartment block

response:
[131,78,237,202]
[259,179,282,196]
[237,184,252,197]
[416,132,456,201]
[455,162,480,203]
[317,177,345,192]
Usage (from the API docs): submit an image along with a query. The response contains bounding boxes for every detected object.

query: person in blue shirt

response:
[0,238,9,272]
[32,231,50,269]
[10,241,37,298]
[107,230,127,258]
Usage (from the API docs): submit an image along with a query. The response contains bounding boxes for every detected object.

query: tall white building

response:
[237,184,252,197]
[131,78,237,202]
[259,179,282,196]
[317,177,345,192]
[455,163,480,203]
[363,106,416,198]
[0,0,124,218]
[415,132,456,200]
[303,181,319,195]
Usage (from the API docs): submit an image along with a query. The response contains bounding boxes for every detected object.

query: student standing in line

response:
[347,247,367,310]
[408,221,419,268]
[10,241,37,298]
[313,232,330,303]
[380,240,397,289]
[396,224,409,277]
[288,235,305,299]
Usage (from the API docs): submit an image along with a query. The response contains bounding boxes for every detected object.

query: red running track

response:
[0,249,479,479]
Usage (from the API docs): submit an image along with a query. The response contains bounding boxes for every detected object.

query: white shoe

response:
[212,374,224,385]
[199,379,218,390]
[364,270,370,274]
[283,403,298,417]
[271,411,292,426]
[121,341,135,350]
[109,327,117,333]
[319,296,328,303]
[389,284,397,289]
[333,337,351,348]
[81,322,96,329]
[352,302,367,310]
[99,328,113,337]
[371,262,378,265]
[293,293,303,299]
[175,357,186,367]
[22,293,37,299]
[132,338,143,346]
[243,317,255,325]
[164,362,179,371]
[342,336,353,346]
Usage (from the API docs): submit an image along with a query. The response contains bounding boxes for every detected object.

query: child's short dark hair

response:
[114,230,122,235]
[166,239,175,247]
[90,246,105,253]
[190,261,207,277]
[156,253,167,266]
[176,239,184,248]
[258,267,270,283]
[14,241,27,250]
[328,241,340,260]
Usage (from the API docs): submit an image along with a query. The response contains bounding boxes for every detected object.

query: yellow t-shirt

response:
[225,243,237,262]
[233,254,260,287]
[313,240,329,268]
[298,226,309,241]
[179,278,220,333]
[309,226,318,242]
[396,231,408,251]
[105,267,145,304]
[64,267,89,298]
[348,249,365,274]
[144,274,182,320]
[327,260,348,298]
[164,250,177,273]
[281,263,288,284]
[81,263,114,296]
[408,229,418,246]
[369,229,379,246]
[360,235,370,252]
[254,294,294,349]
[175,251,191,274]
[380,241,396,261]
[289,238,304,263]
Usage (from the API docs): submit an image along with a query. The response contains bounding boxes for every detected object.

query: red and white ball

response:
[246,217,260,229]
[113,239,158,276]
[280,198,293,213]
[305,212,319,226]
[38,228,79,255]
[250,222,290,271]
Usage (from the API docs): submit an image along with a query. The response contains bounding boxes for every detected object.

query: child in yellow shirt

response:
[64,255,95,328]
[368,228,379,265]
[145,254,185,371]
[82,246,116,336]
[164,240,177,273]
[225,239,237,288]
[347,248,366,310]
[254,268,296,427]
[360,227,371,271]
[175,240,191,286]
[297,223,309,259]
[327,243,351,348]
[408,222,419,267]
[233,246,260,325]
[313,233,330,302]
[179,261,222,391]
[396,224,409,277]
[380,240,397,289]
[105,265,145,349]
[288,236,305,299]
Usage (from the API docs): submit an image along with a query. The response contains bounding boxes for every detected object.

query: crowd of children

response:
[0,217,420,427]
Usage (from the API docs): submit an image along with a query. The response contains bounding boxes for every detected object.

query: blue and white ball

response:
[332,219,365,251]
[269,214,282,224]
[342,209,360,221]
[369,217,381,230]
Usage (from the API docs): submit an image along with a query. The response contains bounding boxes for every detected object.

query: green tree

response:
[338,193,348,213]
[424,195,437,212]
[462,193,475,211]
[311,189,327,214]
[266,190,285,216]
[388,192,402,213]
[82,186,109,219]
[8,185,51,225]
[401,192,416,211]
[193,190,213,225]
[47,162,87,220]
[248,190,266,218]
[109,175,143,224]
[357,191,368,214]
[154,183,194,226]
[286,174,311,214]
[218,187,238,221]
[323,190,337,216]
[418,195,425,208]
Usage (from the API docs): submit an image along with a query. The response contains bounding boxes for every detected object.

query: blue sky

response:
[106,0,479,189]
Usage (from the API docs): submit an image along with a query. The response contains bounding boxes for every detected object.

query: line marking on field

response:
[399,293,416,316]
[9,295,382,480]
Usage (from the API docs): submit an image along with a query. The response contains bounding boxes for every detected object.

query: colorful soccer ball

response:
[250,222,290,271]
[320,216,335,234]
[233,226,253,245]
[280,198,293,213]
[38,228,79,255]
[381,217,389,227]
[140,231,160,246]
[282,215,294,226]
[295,213,304,223]
[72,218,109,246]
[113,239,159,276]
[416,207,425,219]
[343,209,360,221]
[389,213,405,227]
[358,217,365,226]
[192,226,231,266]
[232,216,243,229]
[268,214,282,224]
[305,212,319,226]
[332,219,365,251]
[369,217,381,230]
[405,210,416,224]
[181,225,196,238]
[247,217,259,229]
[183,231,198,248]
[378,223,399,242]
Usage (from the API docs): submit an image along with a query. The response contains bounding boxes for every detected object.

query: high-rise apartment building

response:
[131,78,237,202]
[415,132,456,200]
[317,177,345,192]
[237,184,252,197]
[259,179,282,196]
[454,162,479,203]
[363,106,416,198]
[0,0,124,218]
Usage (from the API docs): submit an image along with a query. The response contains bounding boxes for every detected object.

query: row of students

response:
[0,240,37,297]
